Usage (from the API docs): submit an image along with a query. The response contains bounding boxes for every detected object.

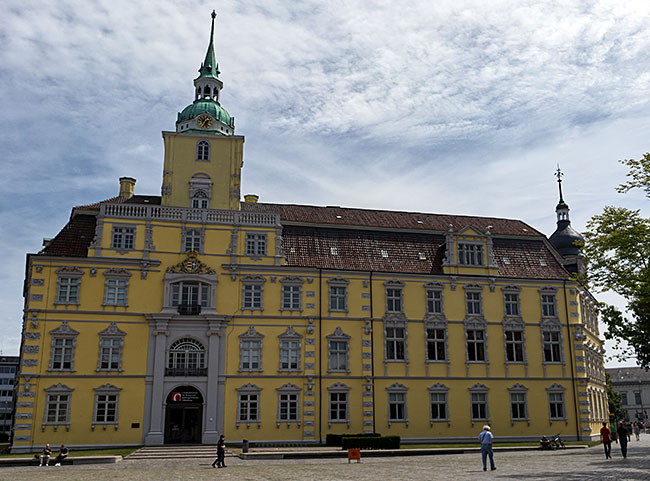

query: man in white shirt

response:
[478,425,496,471]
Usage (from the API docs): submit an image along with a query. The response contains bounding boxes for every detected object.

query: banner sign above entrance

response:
[169,389,202,403]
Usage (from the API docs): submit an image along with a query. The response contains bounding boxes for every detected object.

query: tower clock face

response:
[197,114,213,128]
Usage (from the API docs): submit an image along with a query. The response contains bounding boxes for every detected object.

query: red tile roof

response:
[40,214,96,257]
[243,202,543,237]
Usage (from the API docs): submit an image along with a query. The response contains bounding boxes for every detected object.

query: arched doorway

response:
[164,386,203,444]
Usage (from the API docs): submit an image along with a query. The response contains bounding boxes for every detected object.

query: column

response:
[144,321,168,445]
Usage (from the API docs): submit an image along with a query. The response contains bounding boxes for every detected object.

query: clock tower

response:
[160,10,243,210]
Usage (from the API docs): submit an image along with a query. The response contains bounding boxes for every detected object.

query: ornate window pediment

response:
[49,322,79,337]
[428,382,449,393]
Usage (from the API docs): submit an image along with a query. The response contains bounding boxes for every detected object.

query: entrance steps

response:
[125,445,232,460]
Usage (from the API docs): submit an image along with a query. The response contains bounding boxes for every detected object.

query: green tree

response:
[606,373,626,421]
[583,154,650,367]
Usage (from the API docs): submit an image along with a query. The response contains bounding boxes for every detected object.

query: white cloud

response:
[0,0,649,366]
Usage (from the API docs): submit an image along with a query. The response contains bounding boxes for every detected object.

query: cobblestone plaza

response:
[2,436,649,481]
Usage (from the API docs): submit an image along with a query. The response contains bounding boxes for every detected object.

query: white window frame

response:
[55,267,83,305]
[425,324,447,362]
[239,327,263,373]
[465,291,482,316]
[466,327,486,362]
[242,276,265,311]
[191,190,209,209]
[328,382,351,427]
[103,268,131,307]
[385,286,404,313]
[327,327,350,373]
[458,242,484,266]
[547,383,568,424]
[278,326,302,372]
[196,140,210,162]
[541,324,563,364]
[387,382,408,426]
[111,225,136,251]
[237,383,261,428]
[245,233,267,257]
[428,383,450,426]
[48,322,79,372]
[504,325,525,363]
[328,277,349,312]
[384,317,407,362]
[166,337,206,376]
[540,287,558,318]
[426,287,444,315]
[92,383,121,430]
[469,383,489,426]
[281,277,303,312]
[97,322,126,372]
[42,383,73,431]
[276,383,301,426]
[183,228,203,253]
[508,384,529,425]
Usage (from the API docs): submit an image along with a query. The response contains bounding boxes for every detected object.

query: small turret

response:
[549,167,584,274]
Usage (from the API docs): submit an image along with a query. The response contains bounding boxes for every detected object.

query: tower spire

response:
[198,10,220,79]
[555,165,564,203]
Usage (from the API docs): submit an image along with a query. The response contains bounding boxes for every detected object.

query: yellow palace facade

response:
[12,13,607,451]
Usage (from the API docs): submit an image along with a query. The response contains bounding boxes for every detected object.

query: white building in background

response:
[606,367,650,422]
[0,356,19,437]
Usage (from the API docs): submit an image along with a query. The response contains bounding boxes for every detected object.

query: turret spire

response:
[549,168,585,274]
[198,10,220,79]
[555,165,564,203]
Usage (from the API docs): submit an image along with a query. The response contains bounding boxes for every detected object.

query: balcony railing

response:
[177,304,202,315]
[165,367,208,377]
[100,203,280,227]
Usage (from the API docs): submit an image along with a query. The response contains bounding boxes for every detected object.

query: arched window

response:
[196,140,210,162]
[167,338,206,376]
[203,86,211,99]
[191,190,209,209]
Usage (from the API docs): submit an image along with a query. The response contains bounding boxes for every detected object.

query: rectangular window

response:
[51,338,74,370]
[184,229,202,252]
[386,288,403,313]
[279,340,300,370]
[172,281,210,308]
[105,279,128,305]
[430,392,447,420]
[458,243,483,265]
[238,393,259,422]
[385,326,406,360]
[426,328,446,361]
[549,392,565,419]
[471,392,487,420]
[543,331,561,362]
[57,277,80,304]
[510,393,527,420]
[46,394,69,423]
[621,392,628,405]
[329,286,346,311]
[635,392,642,405]
[426,289,443,314]
[282,285,301,310]
[330,392,347,422]
[240,340,261,370]
[467,329,485,361]
[541,294,556,317]
[278,393,298,421]
[388,392,406,421]
[504,293,520,316]
[242,284,263,309]
[466,292,482,315]
[328,340,348,372]
[99,338,122,370]
[505,330,524,362]
[245,233,266,256]
[111,227,135,250]
[95,393,118,423]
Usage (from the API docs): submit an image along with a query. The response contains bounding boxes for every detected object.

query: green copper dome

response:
[177,99,234,127]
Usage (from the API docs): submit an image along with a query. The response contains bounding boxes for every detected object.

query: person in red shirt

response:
[600,422,612,459]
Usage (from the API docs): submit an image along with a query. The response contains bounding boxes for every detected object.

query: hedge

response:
[341,435,400,450]
[326,433,380,447]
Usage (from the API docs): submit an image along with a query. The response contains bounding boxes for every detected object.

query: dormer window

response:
[458,243,483,266]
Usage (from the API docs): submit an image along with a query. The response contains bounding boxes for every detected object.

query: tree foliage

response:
[583,153,650,367]
[606,373,626,421]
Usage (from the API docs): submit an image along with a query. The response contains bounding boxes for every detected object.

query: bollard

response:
[242,439,249,453]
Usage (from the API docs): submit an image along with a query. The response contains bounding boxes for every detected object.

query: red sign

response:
[171,391,182,402]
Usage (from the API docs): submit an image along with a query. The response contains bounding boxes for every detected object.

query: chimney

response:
[119,177,136,198]
[244,194,259,203]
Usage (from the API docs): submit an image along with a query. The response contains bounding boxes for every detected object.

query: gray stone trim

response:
[181,227,205,254]
[92,383,121,430]
[424,281,445,316]
[244,231,267,258]
[546,383,569,425]
[54,267,84,306]
[383,313,409,375]
[189,173,213,207]
[384,279,405,314]
[241,275,266,312]
[42,383,74,431]
[236,383,262,428]
[102,268,131,307]
[278,327,302,373]
[280,276,303,312]
[502,315,528,377]
[464,316,489,377]
[540,317,566,376]
[48,322,79,372]
[507,383,530,426]
[97,323,126,372]
[162,271,218,313]
[327,276,350,313]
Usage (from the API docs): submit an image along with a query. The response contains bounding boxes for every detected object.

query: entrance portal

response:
[164,386,203,444]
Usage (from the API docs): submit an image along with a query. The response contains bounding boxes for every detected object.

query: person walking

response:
[600,422,612,459]
[617,422,629,459]
[39,443,52,466]
[633,422,640,441]
[478,425,496,471]
[212,434,227,468]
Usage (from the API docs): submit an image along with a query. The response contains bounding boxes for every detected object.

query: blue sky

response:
[1,0,649,364]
